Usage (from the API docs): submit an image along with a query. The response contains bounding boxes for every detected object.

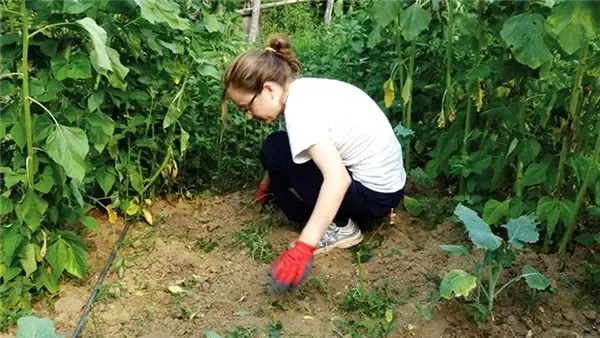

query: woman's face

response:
[227,81,287,124]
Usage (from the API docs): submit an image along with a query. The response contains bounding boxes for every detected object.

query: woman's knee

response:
[259,131,291,170]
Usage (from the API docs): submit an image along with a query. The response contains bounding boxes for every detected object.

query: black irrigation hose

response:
[71,220,132,338]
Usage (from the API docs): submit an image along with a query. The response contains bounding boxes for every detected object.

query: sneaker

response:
[313,219,363,255]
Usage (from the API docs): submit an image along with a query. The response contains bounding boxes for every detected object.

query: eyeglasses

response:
[241,89,262,114]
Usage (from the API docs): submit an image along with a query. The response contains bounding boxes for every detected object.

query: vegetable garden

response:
[1,0,599,337]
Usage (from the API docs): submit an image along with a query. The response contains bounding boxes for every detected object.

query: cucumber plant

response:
[437,204,553,326]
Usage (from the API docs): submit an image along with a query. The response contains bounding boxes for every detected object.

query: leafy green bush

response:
[0,0,255,328]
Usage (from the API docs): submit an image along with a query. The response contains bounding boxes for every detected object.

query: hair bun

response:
[266,34,291,53]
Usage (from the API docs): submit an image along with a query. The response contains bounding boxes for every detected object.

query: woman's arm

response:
[298,139,351,246]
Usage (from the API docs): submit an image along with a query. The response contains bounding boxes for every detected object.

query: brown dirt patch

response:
[19,191,600,337]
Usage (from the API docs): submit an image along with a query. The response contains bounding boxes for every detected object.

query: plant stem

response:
[21,0,34,188]
[555,45,588,197]
[404,39,416,172]
[141,146,173,195]
[28,97,59,125]
[558,120,600,260]
[28,21,70,39]
[515,92,526,198]
[494,276,520,298]
[487,265,500,322]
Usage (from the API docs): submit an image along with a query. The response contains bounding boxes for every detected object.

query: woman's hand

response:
[269,240,315,292]
[255,171,271,205]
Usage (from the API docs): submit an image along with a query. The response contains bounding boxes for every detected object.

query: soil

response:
[6,190,600,337]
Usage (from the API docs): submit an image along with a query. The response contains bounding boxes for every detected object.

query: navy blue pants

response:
[259,131,404,224]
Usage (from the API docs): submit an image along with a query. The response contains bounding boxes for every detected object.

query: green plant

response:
[0,0,247,327]
[15,315,61,338]
[437,204,553,326]
[234,220,275,263]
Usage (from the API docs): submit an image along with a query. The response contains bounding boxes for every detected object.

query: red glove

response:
[255,181,270,205]
[269,240,315,292]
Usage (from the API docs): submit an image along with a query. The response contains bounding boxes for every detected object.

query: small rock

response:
[132,239,143,249]
[147,280,158,289]
[583,310,597,321]
[54,296,85,314]
[525,318,534,329]
[562,311,578,323]
[155,238,166,250]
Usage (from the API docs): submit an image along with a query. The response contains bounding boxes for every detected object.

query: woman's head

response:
[221,34,302,124]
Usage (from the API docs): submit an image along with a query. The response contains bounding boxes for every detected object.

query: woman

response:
[221,35,406,292]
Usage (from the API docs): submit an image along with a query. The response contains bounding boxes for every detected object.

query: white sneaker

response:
[313,219,363,255]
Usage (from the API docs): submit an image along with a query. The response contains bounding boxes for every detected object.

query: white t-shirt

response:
[282,77,406,193]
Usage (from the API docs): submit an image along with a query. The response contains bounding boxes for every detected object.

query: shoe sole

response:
[313,231,364,255]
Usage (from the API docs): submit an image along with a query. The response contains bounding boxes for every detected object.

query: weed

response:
[234,220,276,263]
[193,237,218,253]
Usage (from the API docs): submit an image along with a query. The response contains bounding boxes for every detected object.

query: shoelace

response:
[318,224,340,248]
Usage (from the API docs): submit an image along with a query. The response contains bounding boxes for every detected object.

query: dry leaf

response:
[142,209,153,225]
[168,285,185,294]
[383,78,395,108]
[135,290,144,296]
[303,315,313,320]
[107,204,118,224]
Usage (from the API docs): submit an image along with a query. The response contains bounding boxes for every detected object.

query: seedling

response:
[437,204,553,326]
[234,220,275,263]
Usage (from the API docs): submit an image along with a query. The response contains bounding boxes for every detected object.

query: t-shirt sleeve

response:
[284,99,330,164]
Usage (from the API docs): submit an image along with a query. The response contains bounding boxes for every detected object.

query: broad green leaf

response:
[502,214,540,250]
[0,80,13,96]
[19,243,37,277]
[536,197,561,236]
[0,167,28,189]
[65,243,87,278]
[79,215,98,232]
[520,265,550,290]
[403,196,422,216]
[50,52,92,80]
[199,65,220,81]
[75,17,112,72]
[393,122,414,138]
[70,179,84,207]
[205,331,222,338]
[46,237,69,277]
[15,189,49,231]
[439,245,470,256]
[373,0,402,28]
[454,204,503,250]
[399,3,431,41]
[87,111,115,153]
[547,1,599,55]
[130,171,143,194]
[518,139,541,165]
[44,124,89,181]
[595,180,600,205]
[106,47,129,79]
[163,104,182,129]
[136,0,190,30]
[40,268,59,294]
[500,13,553,69]
[482,199,510,225]
[440,269,477,299]
[95,167,116,196]
[522,162,548,187]
[180,126,189,154]
[383,79,395,108]
[34,165,55,194]
[87,91,105,112]
[16,316,61,338]
[0,195,14,215]
[204,14,223,33]
[63,0,95,14]
[2,227,23,264]
[10,121,26,151]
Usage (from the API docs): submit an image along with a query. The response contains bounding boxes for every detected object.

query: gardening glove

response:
[255,181,270,206]
[268,240,315,292]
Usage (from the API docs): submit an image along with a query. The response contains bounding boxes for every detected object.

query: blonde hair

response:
[220,34,302,125]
